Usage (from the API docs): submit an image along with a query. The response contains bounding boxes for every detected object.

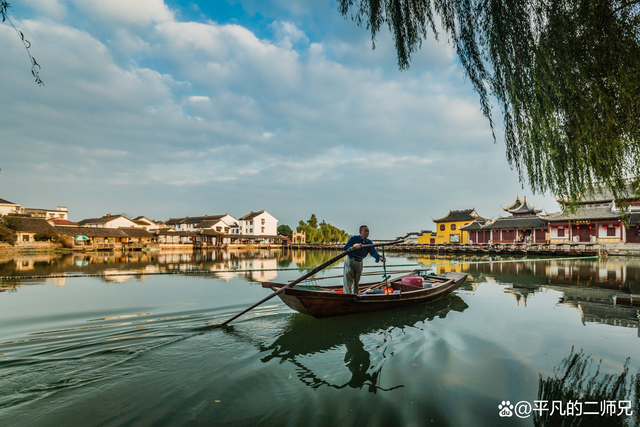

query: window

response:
[261,227,265,233]
[451,224,457,231]
[439,224,445,231]
[558,228,565,237]
[22,235,29,242]
[607,227,616,237]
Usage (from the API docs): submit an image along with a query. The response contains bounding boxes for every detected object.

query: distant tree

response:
[0,225,16,245]
[307,214,318,229]
[34,228,61,243]
[277,224,293,238]
[0,215,22,231]
[0,216,21,245]
[338,0,640,203]
[296,216,349,243]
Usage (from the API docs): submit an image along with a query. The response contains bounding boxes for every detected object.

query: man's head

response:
[359,225,369,239]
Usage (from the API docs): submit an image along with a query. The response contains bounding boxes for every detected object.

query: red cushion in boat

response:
[401,276,424,287]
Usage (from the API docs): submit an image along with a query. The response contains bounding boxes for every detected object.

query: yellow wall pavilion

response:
[432,208,485,244]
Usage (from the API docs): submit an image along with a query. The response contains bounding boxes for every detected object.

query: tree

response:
[0,215,21,245]
[308,214,318,229]
[277,224,293,238]
[296,216,349,243]
[338,0,640,203]
[34,228,62,243]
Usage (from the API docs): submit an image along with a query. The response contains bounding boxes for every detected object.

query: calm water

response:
[1,249,640,426]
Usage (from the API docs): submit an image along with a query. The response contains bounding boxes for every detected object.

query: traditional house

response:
[164,214,237,232]
[118,228,156,248]
[78,214,140,229]
[458,219,489,244]
[471,196,548,244]
[541,185,640,244]
[14,217,55,244]
[155,229,199,246]
[0,197,22,216]
[432,209,485,244]
[55,226,127,248]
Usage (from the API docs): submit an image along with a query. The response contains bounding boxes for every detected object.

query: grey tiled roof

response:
[433,208,485,223]
[55,227,126,238]
[164,215,227,226]
[197,219,226,228]
[239,210,266,220]
[541,206,620,221]
[118,228,154,238]
[629,213,640,226]
[77,215,125,225]
[459,220,487,230]
[481,216,547,229]
[15,218,54,233]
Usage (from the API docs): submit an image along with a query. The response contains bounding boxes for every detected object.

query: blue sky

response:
[0,0,559,238]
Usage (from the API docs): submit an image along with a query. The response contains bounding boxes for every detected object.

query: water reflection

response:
[534,347,640,427]
[230,295,468,393]
[0,249,308,288]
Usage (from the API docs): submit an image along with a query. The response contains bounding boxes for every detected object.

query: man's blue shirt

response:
[344,235,382,261]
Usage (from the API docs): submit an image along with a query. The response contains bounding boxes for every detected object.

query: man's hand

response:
[379,257,386,263]
[353,243,362,248]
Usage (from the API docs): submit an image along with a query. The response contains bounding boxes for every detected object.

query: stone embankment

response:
[290,242,640,257]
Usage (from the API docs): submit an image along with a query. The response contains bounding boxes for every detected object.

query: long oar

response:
[219,234,410,326]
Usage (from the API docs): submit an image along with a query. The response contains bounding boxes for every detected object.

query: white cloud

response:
[69,0,174,27]
[21,0,67,21]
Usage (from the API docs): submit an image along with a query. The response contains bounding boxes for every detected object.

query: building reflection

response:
[0,249,292,285]
[465,258,640,336]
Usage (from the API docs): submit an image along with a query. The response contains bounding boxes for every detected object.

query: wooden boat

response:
[261,271,468,318]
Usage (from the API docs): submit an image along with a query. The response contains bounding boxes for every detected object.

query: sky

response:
[0,0,560,239]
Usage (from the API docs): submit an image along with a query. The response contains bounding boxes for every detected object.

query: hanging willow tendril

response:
[1,1,44,86]
[338,0,640,204]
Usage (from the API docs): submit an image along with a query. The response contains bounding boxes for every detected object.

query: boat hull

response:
[262,272,468,318]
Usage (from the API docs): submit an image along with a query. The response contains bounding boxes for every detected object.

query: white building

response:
[238,211,278,237]
[132,216,163,231]
[164,214,237,232]
[0,197,22,216]
[23,206,69,220]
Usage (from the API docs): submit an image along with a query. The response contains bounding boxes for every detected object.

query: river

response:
[1,249,639,426]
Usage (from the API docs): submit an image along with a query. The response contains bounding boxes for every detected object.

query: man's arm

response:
[369,246,382,261]
[344,236,360,251]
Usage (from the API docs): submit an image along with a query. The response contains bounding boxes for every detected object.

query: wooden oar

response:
[289,269,415,282]
[219,234,410,326]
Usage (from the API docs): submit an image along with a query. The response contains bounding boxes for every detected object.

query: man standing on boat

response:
[343,225,386,294]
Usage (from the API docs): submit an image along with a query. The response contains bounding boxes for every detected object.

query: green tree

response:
[338,0,640,203]
[296,216,349,243]
[277,224,293,238]
[34,228,62,243]
[307,214,318,229]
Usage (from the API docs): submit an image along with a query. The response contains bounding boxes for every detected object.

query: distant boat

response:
[261,271,468,318]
